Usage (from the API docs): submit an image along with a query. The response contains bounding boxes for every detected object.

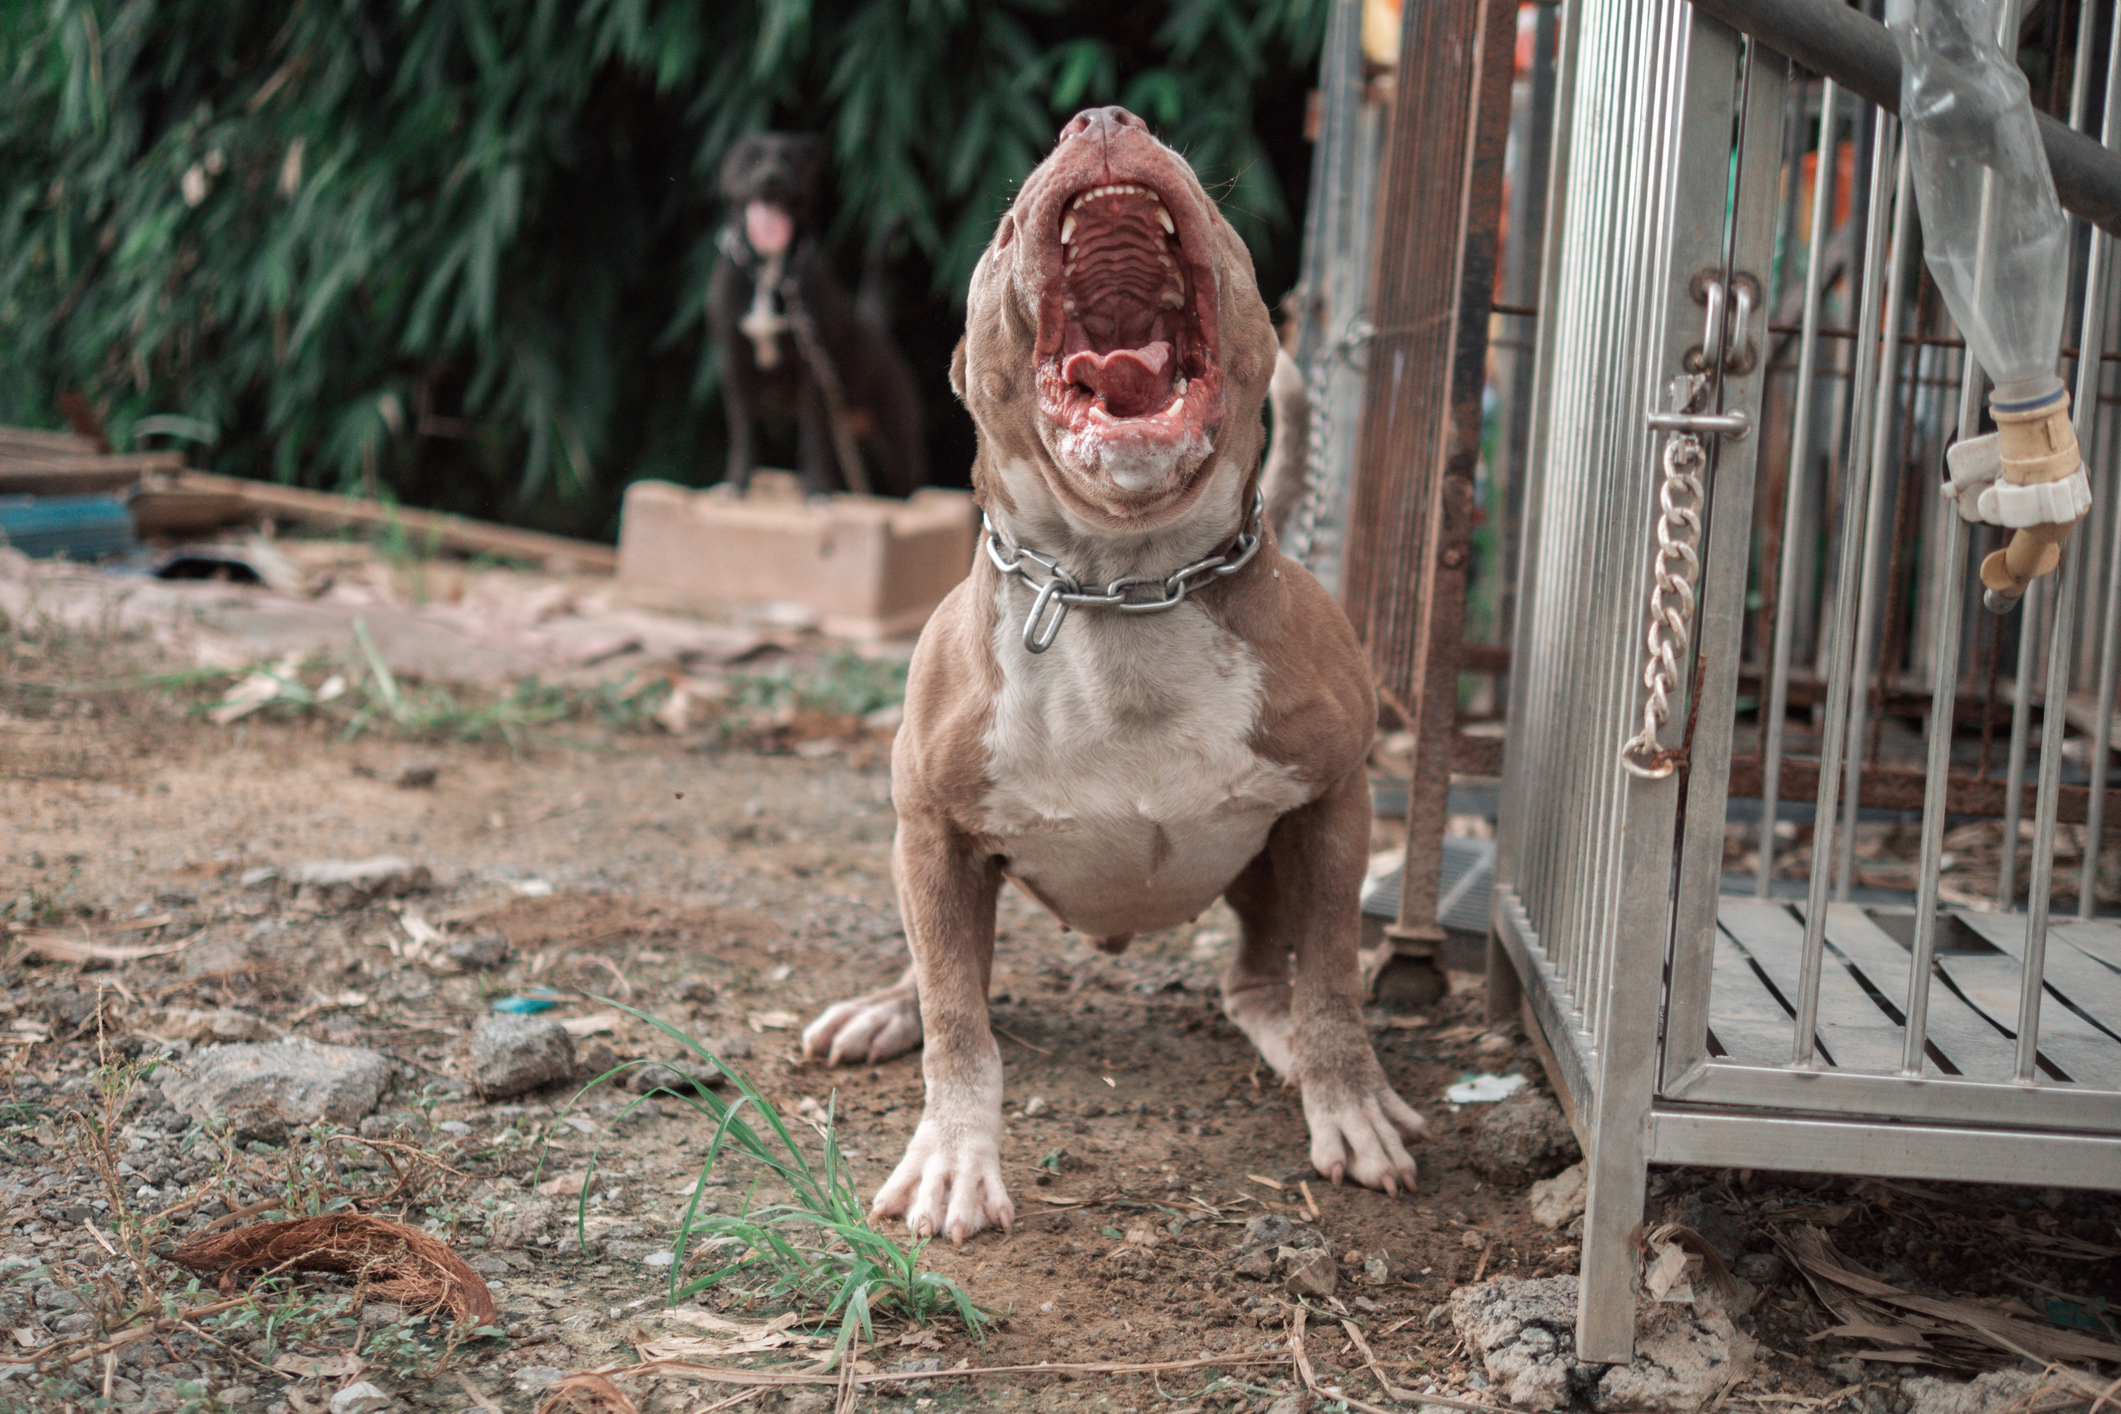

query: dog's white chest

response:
[977,591,1311,936]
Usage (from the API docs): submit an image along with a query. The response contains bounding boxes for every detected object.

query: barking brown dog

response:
[802,106,1427,1242]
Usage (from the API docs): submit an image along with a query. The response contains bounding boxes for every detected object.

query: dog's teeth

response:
[1061,214,1076,244]
[1157,253,1174,268]
[1161,289,1184,309]
[1063,297,1077,313]
[1071,193,1088,210]
[1156,207,1175,234]
[1176,377,1188,395]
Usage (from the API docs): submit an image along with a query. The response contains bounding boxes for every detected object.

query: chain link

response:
[984,487,1266,654]
[1285,318,1372,568]
[1619,433,1709,779]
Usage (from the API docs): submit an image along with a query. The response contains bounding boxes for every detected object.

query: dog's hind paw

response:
[1300,1076,1431,1197]
[872,1121,1015,1245]
[802,982,922,1065]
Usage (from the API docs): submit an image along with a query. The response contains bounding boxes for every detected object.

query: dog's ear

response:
[950,336,969,404]
[718,134,762,199]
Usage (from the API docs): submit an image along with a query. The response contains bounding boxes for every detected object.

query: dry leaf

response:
[13,929,199,965]
[168,1214,498,1328]
[271,1351,365,1380]
[748,1010,801,1031]
[560,1013,621,1037]
[534,1372,639,1414]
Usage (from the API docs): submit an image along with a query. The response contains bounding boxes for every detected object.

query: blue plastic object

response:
[0,494,137,560]
[491,992,563,1014]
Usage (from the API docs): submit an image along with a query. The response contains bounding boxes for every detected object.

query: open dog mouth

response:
[1035,181,1222,484]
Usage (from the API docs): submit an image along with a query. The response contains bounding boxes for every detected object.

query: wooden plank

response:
[1707,926,1800,1066]
[1819,906,2017,1080]
[0,453,184,496]
[1957,912,2121,1021]
[1725,898,1909,1072]
[1925,920,2121,1088]
[2050,918,2121,972]
[0,428,98,457]
[149,472,616,573]
[1948,912,2121,1083]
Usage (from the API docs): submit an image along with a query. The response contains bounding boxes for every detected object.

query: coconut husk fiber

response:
[167,1213,498,1327]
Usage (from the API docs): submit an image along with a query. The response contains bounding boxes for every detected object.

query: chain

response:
[1618,432,1709,779]
[1285,317,1373,568]
[984,486,1266,654]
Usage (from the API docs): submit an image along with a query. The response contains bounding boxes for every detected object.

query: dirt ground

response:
[2,606,2117,1414]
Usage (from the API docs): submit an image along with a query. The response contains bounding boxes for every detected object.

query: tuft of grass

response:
[556,1000,988,1365]
[725,648,907,720]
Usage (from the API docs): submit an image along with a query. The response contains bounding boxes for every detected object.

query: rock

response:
[1364,1249,1409,1285]
[1237,1213,1326,1253]
[782,1395,833,1414]
[1596,1305,1750,1412]
[1022,1095,1049,1117]
[157,1008,274,1043]
[1234,1248,1277,1280]
[159,1038,391,1141]
[707,1032,755,1061]
[1530,1161,1588,1229]
[181,935,266,980]
[1900,1372,2069,1414]
[1467,1089,1581,1186]
[1281,1247,1339,1299]
[625,1057,725,1097]
[1264,1395,1310,1414]
[469,1015,576,1098]
[1451,1275,1588,1410]
[390,758,438,789]
[1451,1275,1752,1414]
[513,1366,566,1395]
[489,1199,559,1250]
[357,1112,429,1140]
[442,930,510,971]
[329,1382,393,1414]
[283,856,432,908]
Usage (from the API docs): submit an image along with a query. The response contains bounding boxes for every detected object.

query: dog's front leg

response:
[794,375,840,496]
[715,324,762,494]
[868,814,1012,1243]
[1223,768,1430,1193]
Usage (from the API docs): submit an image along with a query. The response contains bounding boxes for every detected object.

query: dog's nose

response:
[1060,106,1148,143]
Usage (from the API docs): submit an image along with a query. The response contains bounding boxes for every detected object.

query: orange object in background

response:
[1364,0,1402,65]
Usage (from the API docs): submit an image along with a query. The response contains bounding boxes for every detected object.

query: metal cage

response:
[1490,0,2121,1363]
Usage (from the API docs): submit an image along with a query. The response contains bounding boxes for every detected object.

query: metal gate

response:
[1490,0,2121,1363]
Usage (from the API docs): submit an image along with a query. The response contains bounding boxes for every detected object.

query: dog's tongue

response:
[1062,342,1172,418]
[746,201,794,255]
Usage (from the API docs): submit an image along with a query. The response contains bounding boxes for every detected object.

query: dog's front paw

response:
[1300,1068,1431,1196]
[872,1119,1014,1244]
[802,984,922,1065]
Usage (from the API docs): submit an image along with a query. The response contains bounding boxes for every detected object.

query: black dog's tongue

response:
[1062,342,1171,419]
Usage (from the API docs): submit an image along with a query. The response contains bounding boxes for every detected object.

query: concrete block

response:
[616,473,977,638]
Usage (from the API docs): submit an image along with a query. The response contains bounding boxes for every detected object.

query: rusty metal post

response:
[1339,0,1521,1005]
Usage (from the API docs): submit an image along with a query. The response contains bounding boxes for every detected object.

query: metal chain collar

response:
[1618,432,1708,779]
[984,486,1266,654]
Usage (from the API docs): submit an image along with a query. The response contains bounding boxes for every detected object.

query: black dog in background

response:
[708,133,927,498]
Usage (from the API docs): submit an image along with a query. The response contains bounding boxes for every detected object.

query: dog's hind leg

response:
[716,326,762,494]
[1222,769,1429,1194]
[865,816,1013,1243]
[802,964,922,1064]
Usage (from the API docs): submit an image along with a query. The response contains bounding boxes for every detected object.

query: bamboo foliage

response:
[0,0,1323,521]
